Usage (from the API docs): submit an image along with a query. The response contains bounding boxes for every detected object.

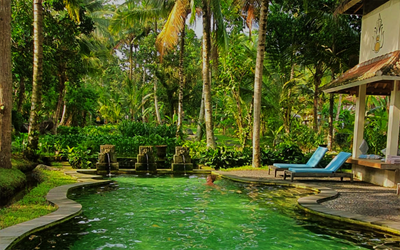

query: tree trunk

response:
[196,86,205,141]
[142,67,146,123]
[313,63,323,132]
[328,93,334,150]
[243,100,253,148]
[25,0,44,160]
[0,0,12,169]
[129,43,133,81]
[252,0,269,168]
[333,94,342,139]
[284,63,295,134]
[177,26,185,138]
[233,89,244,143]
[202,0,216,148]
[154,80,162,125]
[52,63,66,134]
[16,77,25,113]
[59,103,67,126]
[328,70,336,150]
[211,18,218,77]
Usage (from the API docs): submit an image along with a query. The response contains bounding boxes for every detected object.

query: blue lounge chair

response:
[283,152,352,182]
[269,147,328,177]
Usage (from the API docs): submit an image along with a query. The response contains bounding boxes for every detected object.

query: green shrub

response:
[57,126,81,135]
[11,133,28,153]
[63,145,97,169]
[81,125,119,136]
[262,143,306,165]
[36,123,179,159]
[199,146,252,169]
[182,140,207,159]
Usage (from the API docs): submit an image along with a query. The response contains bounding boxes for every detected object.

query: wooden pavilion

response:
[323,0,400,187]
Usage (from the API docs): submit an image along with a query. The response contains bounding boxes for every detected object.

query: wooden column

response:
[386,80,400,160]
[352,85,366,158]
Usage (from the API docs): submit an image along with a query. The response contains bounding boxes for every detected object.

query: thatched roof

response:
[322,50,400,95]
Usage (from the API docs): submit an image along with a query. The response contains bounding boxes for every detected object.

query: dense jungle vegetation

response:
[0,0,391,170]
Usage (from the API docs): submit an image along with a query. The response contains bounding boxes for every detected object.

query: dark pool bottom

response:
[13,175,400,249]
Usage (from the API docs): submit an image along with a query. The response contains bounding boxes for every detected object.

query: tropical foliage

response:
[3,0,390,169]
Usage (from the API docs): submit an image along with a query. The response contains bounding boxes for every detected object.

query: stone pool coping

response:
[0,177,111,250]
[2,168,400,250]
[219,173,400,236]
[0,168,213,250]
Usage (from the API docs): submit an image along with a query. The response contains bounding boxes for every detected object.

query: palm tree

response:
[0,0,12,168]
[252,0,269,168]
[110,0,172,122]
[156,0,227,148]
[176,27,186,137]
[25,0,81,160]
[111,0,177,120]
[25,0,45,160]
[155,0,189,137]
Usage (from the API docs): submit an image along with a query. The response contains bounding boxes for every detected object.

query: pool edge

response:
[3,170,400,250]
[0,179,111,250]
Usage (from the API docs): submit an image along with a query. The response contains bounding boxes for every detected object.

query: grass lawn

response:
[0,155,35,200]
[0,164,76,229]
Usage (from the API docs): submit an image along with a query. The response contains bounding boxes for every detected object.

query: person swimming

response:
[206,174,217,186]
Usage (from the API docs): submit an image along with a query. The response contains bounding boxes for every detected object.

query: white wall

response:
[360,0,400,62]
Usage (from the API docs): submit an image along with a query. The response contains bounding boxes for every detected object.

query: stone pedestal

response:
[135,146,157,173]
[171,146,193,172]
[96,145,119,175]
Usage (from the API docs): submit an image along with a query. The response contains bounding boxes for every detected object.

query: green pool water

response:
[13,175,400,249]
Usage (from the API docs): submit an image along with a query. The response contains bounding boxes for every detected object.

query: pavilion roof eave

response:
[322,50,400,95]
[323,76,400,94]
[334,0,363,15]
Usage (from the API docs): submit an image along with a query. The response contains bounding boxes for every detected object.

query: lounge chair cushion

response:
[289,152,351,173]
[305,146,328,166]
[273,146,328,169]
[273,163,310,168]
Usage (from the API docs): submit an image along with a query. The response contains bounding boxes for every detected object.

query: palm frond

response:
[156,0,189,58]
[63,0,81,22]
[115,8,164,31]
[211,0,228,51]
[189,0,197,24]
[246,4,254,36]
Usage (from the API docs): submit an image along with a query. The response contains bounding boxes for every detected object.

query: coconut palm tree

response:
[252,0,269,168]
[156,0,227,148]
[0,0,12,168]
[25,0,81,160]
[109,0,174,123]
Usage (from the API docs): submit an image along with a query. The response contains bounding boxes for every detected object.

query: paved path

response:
[215,169,400,235]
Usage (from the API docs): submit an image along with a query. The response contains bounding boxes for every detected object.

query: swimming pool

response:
[12,175,400,249]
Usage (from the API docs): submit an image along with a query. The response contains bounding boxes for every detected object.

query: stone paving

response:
[2,166,400,250]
